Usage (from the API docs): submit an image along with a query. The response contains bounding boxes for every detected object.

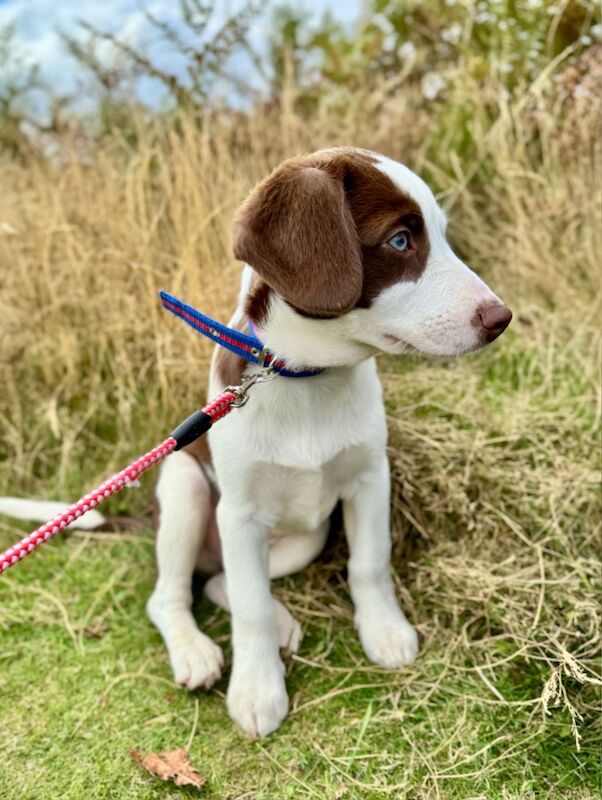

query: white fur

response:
[368,156,500,355]
[149,151,508,737]
[147,450,225,690]
[0,497,106,530]
[0,150,507,739]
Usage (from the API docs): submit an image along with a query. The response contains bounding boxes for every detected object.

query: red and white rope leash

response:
[0,385,248,575]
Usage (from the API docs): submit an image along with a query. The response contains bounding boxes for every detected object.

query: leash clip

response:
[226,367,276,408]
[250,343,271,368]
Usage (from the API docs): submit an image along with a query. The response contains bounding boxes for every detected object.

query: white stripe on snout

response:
[355,156,502,355]
[375,156,448,239]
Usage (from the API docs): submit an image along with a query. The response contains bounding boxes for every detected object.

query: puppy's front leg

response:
[218,501,288,737]
[147,451,224,690]
[343,454,418,668]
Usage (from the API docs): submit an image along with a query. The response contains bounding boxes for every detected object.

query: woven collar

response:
[160,291,324,379]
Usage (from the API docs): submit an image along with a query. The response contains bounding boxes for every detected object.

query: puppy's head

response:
[233,148,511,357]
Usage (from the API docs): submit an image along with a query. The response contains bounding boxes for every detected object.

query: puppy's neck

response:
[242,267,376,370]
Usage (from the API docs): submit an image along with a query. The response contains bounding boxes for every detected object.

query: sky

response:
[0,0,362,113]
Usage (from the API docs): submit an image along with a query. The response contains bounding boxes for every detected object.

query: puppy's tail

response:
[0,496,146,532]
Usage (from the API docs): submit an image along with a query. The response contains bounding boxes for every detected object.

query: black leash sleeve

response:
[170,410,213,450]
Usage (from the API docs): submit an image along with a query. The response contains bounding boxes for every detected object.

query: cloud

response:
[0,0,361,116]
[1,0,188,102]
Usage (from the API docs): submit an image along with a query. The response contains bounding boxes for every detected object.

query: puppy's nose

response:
[477,303,512,341]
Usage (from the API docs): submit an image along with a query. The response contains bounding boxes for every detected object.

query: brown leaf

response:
[130,748,206,789]
[83,621,109,639]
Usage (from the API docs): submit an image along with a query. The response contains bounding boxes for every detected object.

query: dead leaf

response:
[83,621,109,639]
[130,748,206,789]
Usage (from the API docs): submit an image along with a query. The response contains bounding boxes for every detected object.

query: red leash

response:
[0,373,269,575]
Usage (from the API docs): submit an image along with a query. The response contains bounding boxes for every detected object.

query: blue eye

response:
[388,231,409,252]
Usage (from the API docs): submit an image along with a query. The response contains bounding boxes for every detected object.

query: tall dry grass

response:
[0,65,600,770]
[0,80,598,487]
[0,84,435,494]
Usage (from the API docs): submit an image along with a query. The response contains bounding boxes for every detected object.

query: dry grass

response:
[0,69,600,799]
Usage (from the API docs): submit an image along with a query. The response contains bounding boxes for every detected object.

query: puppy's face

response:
[234,148,511,358]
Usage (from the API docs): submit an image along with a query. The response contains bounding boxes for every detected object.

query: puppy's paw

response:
[274,601,303,656]
[357,615,419,669]
[168,630,224,690]
[227,661,288,738]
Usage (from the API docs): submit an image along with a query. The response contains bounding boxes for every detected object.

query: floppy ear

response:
[233,162,363,317]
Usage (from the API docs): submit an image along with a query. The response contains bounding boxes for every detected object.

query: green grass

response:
[1,32,600,795]
[1,324,600,800]
[0,532,599,800]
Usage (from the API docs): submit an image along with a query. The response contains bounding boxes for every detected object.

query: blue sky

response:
[0,0,362,111]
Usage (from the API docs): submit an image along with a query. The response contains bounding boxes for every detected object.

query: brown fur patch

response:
[233,155,363,317]
[213,346,246,388]
[346,185,429,307]
[182,435,219,506]
[212,310,249,388]
[182,434,212,469]
[152,434,219,535]
[245,272,272,325]
[233,148,430,316]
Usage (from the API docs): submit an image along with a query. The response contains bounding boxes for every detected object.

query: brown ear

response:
[233,161,362,317]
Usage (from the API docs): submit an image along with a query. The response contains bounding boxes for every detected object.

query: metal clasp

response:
[224,367,276,408]
[249,344,271,368]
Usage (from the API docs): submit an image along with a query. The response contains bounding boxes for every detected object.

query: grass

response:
[0,62,600,798]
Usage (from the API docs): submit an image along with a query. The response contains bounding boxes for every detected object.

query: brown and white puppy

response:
[148,147,513,737]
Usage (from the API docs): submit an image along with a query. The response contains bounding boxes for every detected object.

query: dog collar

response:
[160,291,324,379]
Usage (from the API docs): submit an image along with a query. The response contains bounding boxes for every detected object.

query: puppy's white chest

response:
[209,358,388,532]
[253,444,372,532]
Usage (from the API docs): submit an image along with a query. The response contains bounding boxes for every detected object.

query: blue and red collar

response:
[160,291,324,379]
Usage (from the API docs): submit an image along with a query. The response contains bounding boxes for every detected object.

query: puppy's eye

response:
[387,231,409,252]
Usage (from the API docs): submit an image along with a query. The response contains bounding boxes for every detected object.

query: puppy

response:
[147,147,512,737]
